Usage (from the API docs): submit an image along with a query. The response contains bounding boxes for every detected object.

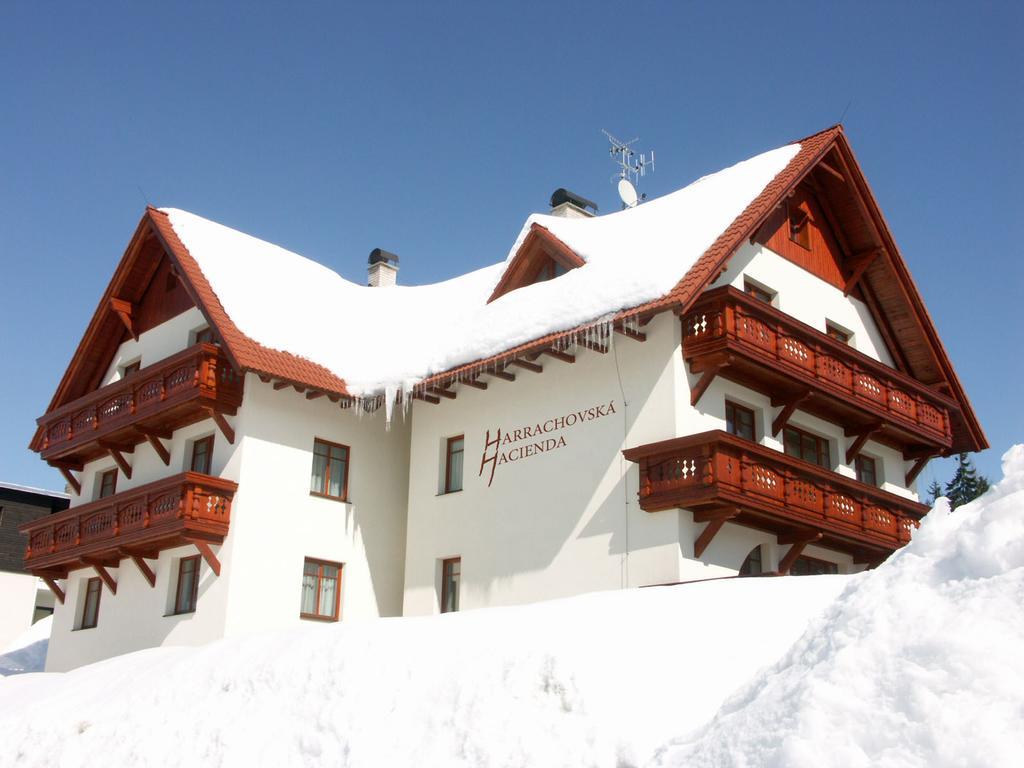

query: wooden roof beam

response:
[843,248,882,296]
[817,158,845,183]
[109,297,138,341]
[463,378,488,390]
[542,348,576,364]
[510,358,543,374]
[579,338,609,354]
[614,323,647,342]
[413,391,440,405]
[428,387,457,400]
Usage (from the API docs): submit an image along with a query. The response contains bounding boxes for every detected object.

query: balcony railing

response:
[623,430,927,553]
[681,287,953,448]
[20,472,237,574]
[37,343,243,464]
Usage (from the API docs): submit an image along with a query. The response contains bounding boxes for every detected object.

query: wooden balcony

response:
[20,472,237,576]
[623,430,927,560]
[681,287,954,454]
[37,343,243,467]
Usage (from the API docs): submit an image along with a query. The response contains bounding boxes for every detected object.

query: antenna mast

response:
[602,129,655,208]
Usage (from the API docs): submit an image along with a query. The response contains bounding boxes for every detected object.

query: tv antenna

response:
[603,129,654,208]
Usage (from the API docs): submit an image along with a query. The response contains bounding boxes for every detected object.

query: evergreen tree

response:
[943,453,990,510]
[926,479,943,506]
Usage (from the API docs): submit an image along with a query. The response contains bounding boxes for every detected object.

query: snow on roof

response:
[162,142,799,397]
[0,481,69,499]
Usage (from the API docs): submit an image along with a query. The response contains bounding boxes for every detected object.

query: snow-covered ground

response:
[0,446,1020,767]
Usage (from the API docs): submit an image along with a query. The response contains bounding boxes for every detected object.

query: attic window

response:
[825,322,852,344]
[788,201,811,250]
[530,258,569,285]
[743,278,775,305]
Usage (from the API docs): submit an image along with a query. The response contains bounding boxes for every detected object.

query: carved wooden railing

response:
[20,472,237,569]
[681,287,953,445]
[624,430,925,549]
[38,343,243,458]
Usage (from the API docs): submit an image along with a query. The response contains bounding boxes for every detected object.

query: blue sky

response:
[1,1,1020,491]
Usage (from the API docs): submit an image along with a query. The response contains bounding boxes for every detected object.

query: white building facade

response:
[24,126,985,671]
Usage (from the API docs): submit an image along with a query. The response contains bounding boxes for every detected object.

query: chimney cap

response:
[368,248,400,266]
[550,188,598,214]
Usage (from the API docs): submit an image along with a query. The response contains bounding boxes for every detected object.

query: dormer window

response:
[529,258,569,286]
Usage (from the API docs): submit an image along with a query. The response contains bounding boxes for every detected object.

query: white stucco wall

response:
[402,313,685,616]
[0,571,39,650]
[99,307,208,387]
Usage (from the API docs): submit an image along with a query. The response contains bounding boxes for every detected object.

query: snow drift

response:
[0,445,1020,767]
[654,444,1024,768]
[0,615,50,677]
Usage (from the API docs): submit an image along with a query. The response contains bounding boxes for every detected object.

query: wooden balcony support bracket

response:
[41,576,66,605]
[109,297,138,341]
[51,463,81,495]
[845,422,884,464]
[693,508,739,559]
[428,387,457,400]
[204,407,235,444]
[99,440,134,480]
[191,540,221,577]
[511,358,543,374]
[542,348,576,364]
[777,532,824,575]
[690,357,730,407]
[129,554,157,588]
[771,390,812,437]
[843,248,882,296]
[906,453,937,487]
[135,427,172,466]
[463,378,488,391]
[86,560,118,595]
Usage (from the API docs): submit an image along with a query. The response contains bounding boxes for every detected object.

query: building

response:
[22,125,986,671]
[0,482,69,649]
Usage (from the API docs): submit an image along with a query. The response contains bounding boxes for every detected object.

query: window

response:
[80,577,101,629]
[444,435,465,493]
[440,557,461,613]
[783,426,831,469]
[791,555,838,576]
[300,558,342,620]
[173,556,200,614]
[739,545,763,576]
[97,469,117,499]
[194,327,214,345]
[743,278,775,305]
[825,322,851,344]
[788,201,811,250]
[725,402,755,441]
[531,258,568,285]
[310,439,350,501]
[190,435,214,475]
[122,360,141,378]
[855,455,878,486]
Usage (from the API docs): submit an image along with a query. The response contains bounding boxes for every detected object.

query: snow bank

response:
[0,574,844,767]
[653,444,1024,768]
[165,143,798,396]
[0,615,51,677]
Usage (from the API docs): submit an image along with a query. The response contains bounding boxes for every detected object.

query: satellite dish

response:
[617,178,639,208]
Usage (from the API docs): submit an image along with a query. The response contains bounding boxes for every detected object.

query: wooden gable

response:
[756,184,847,289]
[488,223,585,303]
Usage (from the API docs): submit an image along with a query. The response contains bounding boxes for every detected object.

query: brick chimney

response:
[367,248,399,287]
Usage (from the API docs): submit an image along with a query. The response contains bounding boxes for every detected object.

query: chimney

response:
[549,188,598,219]
[367,248,399,287]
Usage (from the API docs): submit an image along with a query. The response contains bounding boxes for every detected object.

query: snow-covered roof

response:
[161,142,799,399]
